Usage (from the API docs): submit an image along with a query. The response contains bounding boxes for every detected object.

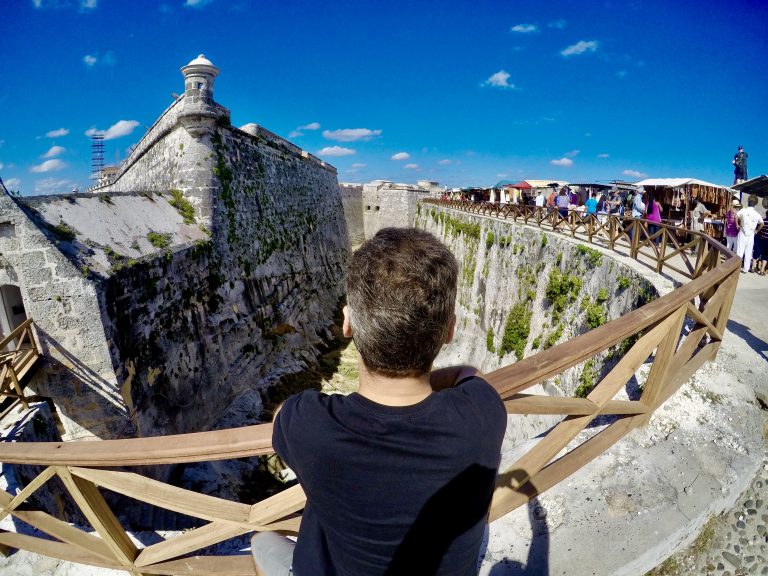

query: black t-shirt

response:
[273,377,507,576]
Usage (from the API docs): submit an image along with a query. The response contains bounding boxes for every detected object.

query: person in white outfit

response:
[736,195,764,273]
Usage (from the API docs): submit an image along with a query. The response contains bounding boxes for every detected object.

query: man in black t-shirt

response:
[252,227,507,576]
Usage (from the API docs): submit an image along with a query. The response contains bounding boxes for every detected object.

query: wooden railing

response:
[0,318,42,416]
[0,202,740,574]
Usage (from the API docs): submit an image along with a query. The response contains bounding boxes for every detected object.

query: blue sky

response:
[1,0,766,194]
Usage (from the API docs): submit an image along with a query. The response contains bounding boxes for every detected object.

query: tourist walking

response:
[724,199,741,252]
[736,196,764,273]
[645,190,662,244]
[733,146,748,185]
[631,190,646,219]
[585,192,598,215]
[555,189,570,219]
[535,189,545,209]
[754,213,768,275]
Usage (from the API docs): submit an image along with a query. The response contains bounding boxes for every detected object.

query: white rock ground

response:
[1,254,766,576]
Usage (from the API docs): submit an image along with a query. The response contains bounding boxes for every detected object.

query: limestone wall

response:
[0,194,130,440]
[99,125,350,437]
[339,183,364,245]
[416,204,660,444]
[363,185,429,239]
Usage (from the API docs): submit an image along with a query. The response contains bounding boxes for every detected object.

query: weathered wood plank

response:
[135,521,249,568]
[70,468,251,524]
[503,394,648,416]
[133,555,257,576]
[0,530,122,570]
[57,467,138,567]
[0,489,115,561]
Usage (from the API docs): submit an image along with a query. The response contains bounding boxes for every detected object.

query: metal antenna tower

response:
[91,133,105,182]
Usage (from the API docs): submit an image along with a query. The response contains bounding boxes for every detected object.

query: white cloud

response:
[548,19,567,29]
[561,40,599,57]
[5,178,21,190]
[351,163,367,168]
[483,70,515,89]
[404,163,419,170]
[83,51,116,67]
[550,157,574,167]
[438,159,452,165]
[34,178,72,194]
[511,23,538,33]
[33,0,97,9]
[43,145,66,158]
[0,162,4,170]
[565,149,580,158]
[317,146,355,157]
[616,70,628,78]
[86,119,140,140]
[184,0,214,7]
[30,159,67,173]
[597,153,610,159]
[584,132,592,137]
[289,122,321,138]
[622,169,647,178]
[322,128,382,142]
[46,128,69,138]
[391,152,411,161]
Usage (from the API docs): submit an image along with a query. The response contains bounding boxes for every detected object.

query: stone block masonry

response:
[0,54,350,440]
[100,124,349,437]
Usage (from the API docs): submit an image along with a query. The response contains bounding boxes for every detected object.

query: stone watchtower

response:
[178,54,225,137]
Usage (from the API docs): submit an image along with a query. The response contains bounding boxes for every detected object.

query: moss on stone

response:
[168,189,196,224]
[499,302,532,360]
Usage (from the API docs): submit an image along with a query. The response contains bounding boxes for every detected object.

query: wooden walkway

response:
[0,204,740,575]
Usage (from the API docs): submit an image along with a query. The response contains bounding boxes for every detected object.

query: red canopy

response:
[510,181,532,189]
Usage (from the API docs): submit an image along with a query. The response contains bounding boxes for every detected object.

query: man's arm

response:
[430,365,483,392]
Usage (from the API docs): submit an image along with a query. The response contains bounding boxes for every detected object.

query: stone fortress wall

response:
[339,183,364,245]
[0,55,349,440]
[416,203,664,444]
[361,179,442,239]
[0,195,129,440]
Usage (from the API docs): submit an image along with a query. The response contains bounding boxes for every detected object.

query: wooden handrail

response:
[0,318,34,352]
[0,200,740,574]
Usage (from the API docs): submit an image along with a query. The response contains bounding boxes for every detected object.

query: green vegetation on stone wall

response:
[147,231,171,249]
[575,359,597,397]
[499,302,532,360]
[51,221,77,242]
[617,275,631,290]
[543,324,564,349]
[486,328,496,354]
[545,268,582,324]
[168,189,196,225]
[443,213,481,240]
[575,244,603,267]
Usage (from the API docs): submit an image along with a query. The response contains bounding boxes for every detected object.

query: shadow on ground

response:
[727,319,768,363]
[487,498,550,575]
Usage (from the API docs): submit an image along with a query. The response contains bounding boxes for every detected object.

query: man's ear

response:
[445,314,456,344]
[342,305,353,338]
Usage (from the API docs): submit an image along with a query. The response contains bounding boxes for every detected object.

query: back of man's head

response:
[748,195,758,207]
[346,227,458,377]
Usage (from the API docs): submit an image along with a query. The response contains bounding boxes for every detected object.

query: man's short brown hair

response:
[346,227,458,377]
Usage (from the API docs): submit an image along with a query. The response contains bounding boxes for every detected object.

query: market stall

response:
[635,178,737,240]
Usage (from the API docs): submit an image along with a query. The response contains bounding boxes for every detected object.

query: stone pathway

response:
[645,452,768,576]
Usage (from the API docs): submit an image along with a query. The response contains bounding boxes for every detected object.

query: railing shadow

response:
[726,319,768,363]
